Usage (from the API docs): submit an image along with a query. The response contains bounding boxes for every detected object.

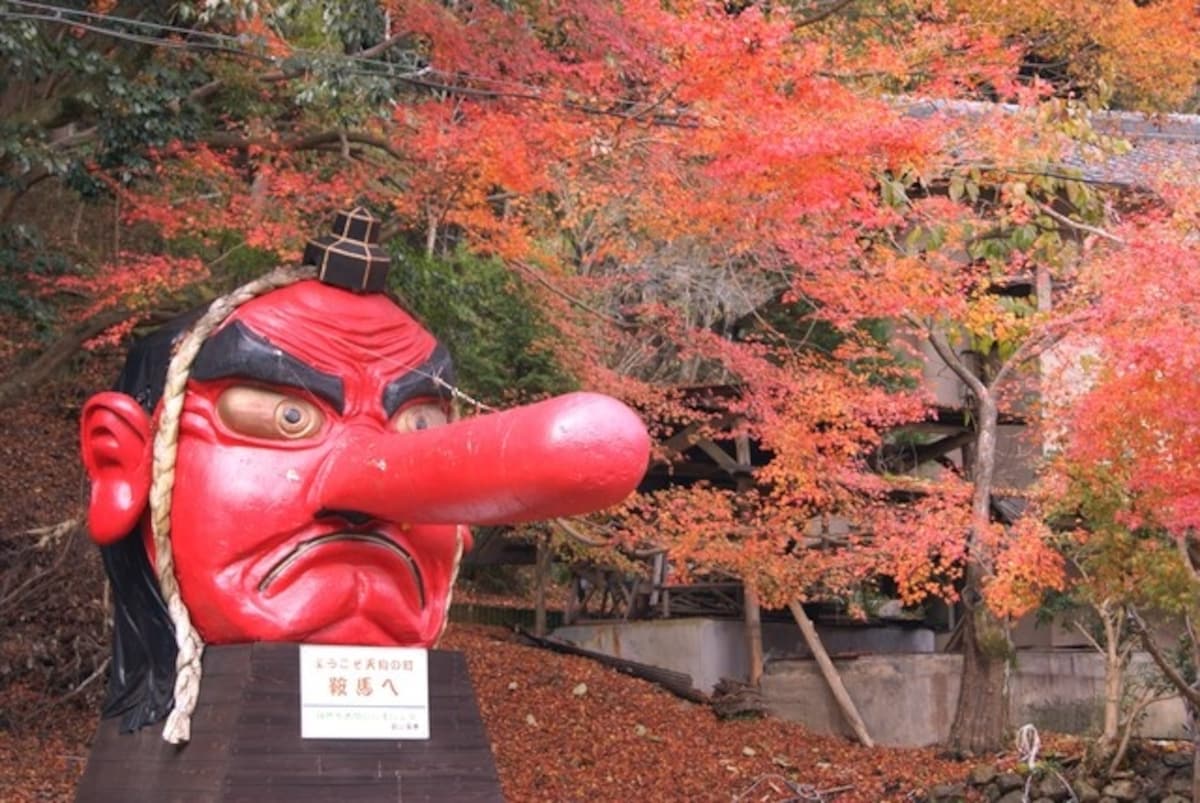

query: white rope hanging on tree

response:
[152,264,316,744]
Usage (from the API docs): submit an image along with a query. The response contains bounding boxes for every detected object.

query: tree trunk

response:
[1101,611,1122,747]
[1193,733,1200,803]
[744,585,763,687]
[425,207,438,257]
[733,441,762,688]
[948,393,1012,753]
[1082,602,1124,772]
[947,573,1012,754]
[787,600,874,747]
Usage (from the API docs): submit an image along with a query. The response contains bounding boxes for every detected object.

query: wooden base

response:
[76,645,503,802]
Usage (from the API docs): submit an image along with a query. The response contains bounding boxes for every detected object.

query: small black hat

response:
[303,207,391,293]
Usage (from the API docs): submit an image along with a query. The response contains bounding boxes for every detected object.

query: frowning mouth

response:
[257,532,425,608]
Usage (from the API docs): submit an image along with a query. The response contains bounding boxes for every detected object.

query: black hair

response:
[98,312,198,732]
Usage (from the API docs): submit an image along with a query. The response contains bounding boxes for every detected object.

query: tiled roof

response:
[899,97,1200,189]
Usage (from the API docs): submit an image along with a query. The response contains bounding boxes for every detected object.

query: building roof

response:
[899,97,1200,190]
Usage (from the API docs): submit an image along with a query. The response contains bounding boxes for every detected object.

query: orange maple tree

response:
[1040,182,1200,781]
[1056,208,1200,539]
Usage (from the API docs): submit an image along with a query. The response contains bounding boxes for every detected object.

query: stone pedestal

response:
[76,644,503,802]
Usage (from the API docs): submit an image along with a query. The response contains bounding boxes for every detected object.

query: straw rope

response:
[153,265,316,744]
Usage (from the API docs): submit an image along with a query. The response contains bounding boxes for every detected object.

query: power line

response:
[0,0,695,125]
[2,0,428,74]
[2,9,267,59]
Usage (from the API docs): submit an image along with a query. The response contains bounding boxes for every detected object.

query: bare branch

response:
[795,0,859,28]
[512,260,636,330]
[922,320,989,400]
[1036,201,1125,245]
[1072,620,1104,654]
[357,32,418,61]
[201,130,403,161]
[0,519,82,612]
[55,657,111,706]
[553,517,664,558]
[1130,608,1200,706]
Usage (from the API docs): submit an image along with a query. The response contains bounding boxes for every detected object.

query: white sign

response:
[299,644,430,740]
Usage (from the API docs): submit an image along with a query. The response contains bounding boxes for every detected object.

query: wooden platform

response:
[76,644,503,802]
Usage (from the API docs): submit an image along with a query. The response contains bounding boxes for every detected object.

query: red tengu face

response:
[165,280,462,646]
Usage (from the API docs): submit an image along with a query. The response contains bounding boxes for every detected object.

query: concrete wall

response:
[551,619,1189,747]
[552,619,935,694]
[764,650,1188,747]
[763,653,962,747]
[1012,651,1186,741]
[553,619,750,694]
[761,621,936,663]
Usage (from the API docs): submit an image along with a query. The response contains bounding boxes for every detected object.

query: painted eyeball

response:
[274,399,321,438]
[216,386,325,440]
[391,401,449,433]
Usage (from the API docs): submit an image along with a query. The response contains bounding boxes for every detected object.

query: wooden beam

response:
[643,463,740,483]
[873,431,974,471]
[695,437,753,476]
[735,431,752,466]
[787,600,875,748]
[931,405,1026,428]
[534,535,551,637]
[659,413,740,456]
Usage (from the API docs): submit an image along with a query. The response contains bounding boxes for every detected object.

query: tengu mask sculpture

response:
[79,209,651,743]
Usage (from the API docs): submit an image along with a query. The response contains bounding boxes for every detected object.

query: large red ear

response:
[80,392,152,545]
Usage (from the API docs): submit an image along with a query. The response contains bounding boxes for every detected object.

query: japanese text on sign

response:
[299,645,429,739]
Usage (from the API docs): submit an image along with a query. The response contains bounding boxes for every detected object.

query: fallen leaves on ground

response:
[452,584,572,612]
[441,624,974,802]
[3,623,980,802]
[0,686,91,803]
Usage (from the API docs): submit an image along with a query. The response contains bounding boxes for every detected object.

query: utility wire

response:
[2,9,270,59]
[0,0,695,125]
[3,0,428,74]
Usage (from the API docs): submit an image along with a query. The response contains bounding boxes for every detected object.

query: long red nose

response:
[316,392,650,525]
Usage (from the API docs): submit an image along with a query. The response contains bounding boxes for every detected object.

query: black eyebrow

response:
[192,321,345,413]
[382,342,455,417]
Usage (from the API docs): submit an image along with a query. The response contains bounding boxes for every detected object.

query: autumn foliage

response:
[1053,203,1200,539]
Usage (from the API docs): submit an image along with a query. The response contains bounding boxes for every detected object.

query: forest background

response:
[3,0,1200,792]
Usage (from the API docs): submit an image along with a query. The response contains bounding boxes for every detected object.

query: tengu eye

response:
[275,401,317,437]
[391,402,449,433]
[216,386,325,440]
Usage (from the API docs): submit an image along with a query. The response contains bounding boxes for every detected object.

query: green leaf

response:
[390,248,575,404]
[1012,224,1038,251]
[949,176,965,203]
[1066,179,1088,211]
[966,179,980,203]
